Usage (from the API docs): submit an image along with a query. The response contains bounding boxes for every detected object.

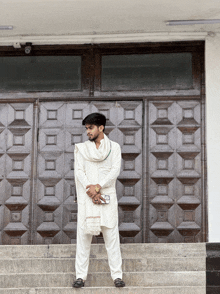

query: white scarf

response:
[74,134,111,235]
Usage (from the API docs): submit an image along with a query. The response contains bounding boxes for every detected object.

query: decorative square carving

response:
[69,212,77,222]
[183,134,194,144]
[158,185,168,195]
[11,212,22,222]
[157,159,168,170]
[70,185,75,196]
[45,212,54,222]
[184,185,194,195]
[157,134,168,145]
[45,186,55,196]
[46,135,57,146]
[184,159,194,170]
[11,238,21,245]
[184,211,195,221]
[100,110,109,119]
[124,211,133,222]
[45,160,56,170]
[13,135,24,146]
[47,110,57,120]
[15,110,25,120]
[13,160,24,171]
[12,186,23,196]
[125,110,134,120]
[124,186,134,196]
[71,134,82,145]
[72,110,83,120]
[157,210,168,222]
[184,236,194,243]
[158,237,168,243]
[158,109,168,119]
[183,109,194,119]
[124,160,135,171]
[124,134,135,145]
[45,238,53,245]
[124,135,135,145]
[71,159,74,170]
[123,237,134,243]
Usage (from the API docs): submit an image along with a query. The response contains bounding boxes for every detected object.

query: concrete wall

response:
[206,33,220,242]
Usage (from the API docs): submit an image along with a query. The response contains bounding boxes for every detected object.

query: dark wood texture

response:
[148,100,203,243]
[34,101,143,244]
[0,103,33,245]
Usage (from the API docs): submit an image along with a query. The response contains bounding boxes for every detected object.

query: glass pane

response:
[102,53,193,91]
[0,56,81,91]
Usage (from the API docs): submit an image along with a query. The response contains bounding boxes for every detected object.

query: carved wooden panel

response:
[149,101,202,243]
[0,103,33,245]
[35,101,143,244]
[115,102,142,243]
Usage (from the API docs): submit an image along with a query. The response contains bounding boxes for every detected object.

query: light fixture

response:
[0,26,13,30]
[166,19,220,26]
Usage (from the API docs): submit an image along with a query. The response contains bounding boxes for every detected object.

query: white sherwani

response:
[74,134,123,281]
[74,136,121,231]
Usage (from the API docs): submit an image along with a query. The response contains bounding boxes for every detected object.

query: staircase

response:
[0,243,205,293]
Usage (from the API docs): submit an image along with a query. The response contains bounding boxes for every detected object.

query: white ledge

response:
[0,32,208,46]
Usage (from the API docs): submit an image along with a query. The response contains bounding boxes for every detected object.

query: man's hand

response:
[92,193,106,204]
[86,184,101,198]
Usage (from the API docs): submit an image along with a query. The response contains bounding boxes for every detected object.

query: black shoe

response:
[114,278,125,287]
[72,278,85,288]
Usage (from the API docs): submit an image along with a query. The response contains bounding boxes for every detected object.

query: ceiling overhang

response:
[0,0,220,45]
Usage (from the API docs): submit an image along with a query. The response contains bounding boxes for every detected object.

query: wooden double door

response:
[0,98,206,244]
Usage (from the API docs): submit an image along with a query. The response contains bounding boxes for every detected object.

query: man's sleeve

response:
[99,143,121,189]
[74,149,91,189]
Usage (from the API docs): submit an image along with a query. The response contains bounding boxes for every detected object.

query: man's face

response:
[85,124,103,141]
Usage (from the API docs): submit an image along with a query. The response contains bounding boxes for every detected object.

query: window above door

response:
[101,53,193,91]
[0,42,204,98]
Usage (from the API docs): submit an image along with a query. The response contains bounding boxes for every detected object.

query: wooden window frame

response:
[0,44,92,97]
[0,41,204,101]
[93,41,204,98]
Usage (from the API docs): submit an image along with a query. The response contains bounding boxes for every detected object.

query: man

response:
[72,112,125,288]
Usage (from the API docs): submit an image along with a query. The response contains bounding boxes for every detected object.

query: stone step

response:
[0,257,205,274]
[0,243,205,259]
[0,286,206,294]
[0,272,205,288]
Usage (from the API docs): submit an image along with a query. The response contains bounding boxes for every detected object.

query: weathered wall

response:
[206,33,220,242]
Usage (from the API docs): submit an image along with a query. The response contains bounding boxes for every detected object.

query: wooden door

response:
[34,100,143,244]
[0,103,33,245]
[0,99,205,245]
[148,100,204,243]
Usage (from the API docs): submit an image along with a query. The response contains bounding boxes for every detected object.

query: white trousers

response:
[75,223,123,281]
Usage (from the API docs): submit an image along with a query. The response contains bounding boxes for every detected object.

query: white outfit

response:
[75,224,122,280]
[74,134,122,280]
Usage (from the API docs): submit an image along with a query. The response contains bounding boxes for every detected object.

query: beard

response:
[88,134,99,142]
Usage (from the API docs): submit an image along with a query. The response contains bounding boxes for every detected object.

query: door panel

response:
[0,103,33,245]
[0,99,205,244]
[149,101,202,243]
[115,101,143,243]
[35,101,143,244]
